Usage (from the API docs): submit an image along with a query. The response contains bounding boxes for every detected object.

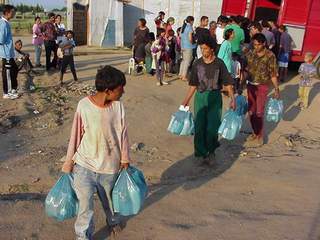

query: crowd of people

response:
[0,5,77,100]
[132,11,317,155]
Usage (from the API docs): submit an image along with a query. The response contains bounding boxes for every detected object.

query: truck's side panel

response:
[221,0,247,16]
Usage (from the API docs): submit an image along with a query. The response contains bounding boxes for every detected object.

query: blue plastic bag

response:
[235,95,248,116]
[112,166,148,216]
[168,106,194,136]
[218,110,242,140]
[45,174,78,221]
[266,98,284,122]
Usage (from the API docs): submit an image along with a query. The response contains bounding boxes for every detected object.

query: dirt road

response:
[1,36,320,240]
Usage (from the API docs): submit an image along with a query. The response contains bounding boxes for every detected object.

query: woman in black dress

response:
[133,18,150,64]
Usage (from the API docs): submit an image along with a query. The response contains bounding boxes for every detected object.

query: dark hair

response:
[237,88,243,95]
[15,39,22,45]
[3,5,16,15]
[148,32,155,41]
[200,16,208,22]
[199,36,217,51]
[261,20,270,28]
[181,16,194,33]
[66,30,74,36]
[168,29,175,36]
[95,65,126,92]
[224,29,234,40]
[251,33,267,44]
[34,16,41,22]
[220,16,230,24]
[177,27,182,33]
[139,18,147,27]
[55,14,62,19]
[250,21,262,32]
[159,11,165,16]
[279,25,287,31]
[156,28,165,37]
[48,12,55,19]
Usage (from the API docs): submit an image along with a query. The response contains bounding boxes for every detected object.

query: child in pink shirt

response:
[62,65,130,239]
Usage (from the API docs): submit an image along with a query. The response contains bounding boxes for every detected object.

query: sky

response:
[10,0,66,10]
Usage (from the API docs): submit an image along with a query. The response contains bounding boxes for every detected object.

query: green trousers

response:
[194,90,222,158]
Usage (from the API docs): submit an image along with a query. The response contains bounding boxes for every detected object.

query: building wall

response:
[67,0,123,47]
[123,0,223,46]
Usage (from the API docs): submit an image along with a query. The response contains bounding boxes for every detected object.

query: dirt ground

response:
[1,36,320,240]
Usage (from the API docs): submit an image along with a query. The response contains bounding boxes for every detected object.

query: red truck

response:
[221,0,320,75]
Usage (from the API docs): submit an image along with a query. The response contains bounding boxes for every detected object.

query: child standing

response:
[298,52,317,109]
[231,52,241,91]
[166,29,176,74]
[151,28,169,86]
[62,65,130,239]
[145,32,155,75]
[59,30,78,85]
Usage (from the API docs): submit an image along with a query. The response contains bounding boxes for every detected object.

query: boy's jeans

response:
[34,44,42,66]
[298,86,311,108]
[73,164,120,240]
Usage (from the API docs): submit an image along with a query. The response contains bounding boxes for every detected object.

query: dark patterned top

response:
[189,57,234,92]
[245,49,278,85]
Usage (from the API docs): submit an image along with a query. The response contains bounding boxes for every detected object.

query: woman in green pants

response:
[182,38,235,165]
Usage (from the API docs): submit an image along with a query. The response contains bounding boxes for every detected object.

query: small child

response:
[151,28,169,86]
[298,52,317,109]
[145,32,155,75]
[231,53,241,91]
[167,29,176,74]
[235,88,248,117]
[62,65,130,239]
[175,27,182,74]
[59,30,78,85]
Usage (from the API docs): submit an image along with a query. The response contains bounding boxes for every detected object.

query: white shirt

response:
[216,26,225,44]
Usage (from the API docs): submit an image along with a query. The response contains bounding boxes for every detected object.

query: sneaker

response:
[162,81,169,85]
[3,93,19,100]
[3,94,10,99]
[11,89,18,94]
[29,85,36,91]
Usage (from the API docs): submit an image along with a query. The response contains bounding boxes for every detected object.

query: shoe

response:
[203,153,216,166]
[3,93,19,100]
[162,81,169,85]
[11,89,18,94]
[29,85,36,91]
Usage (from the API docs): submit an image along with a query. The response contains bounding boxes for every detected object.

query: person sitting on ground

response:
[297,52,317,109]
[181,37,235,166]
[59,30,78,85]
[14,40,37,91]
[62,65,130,239]
[14,39,34,72]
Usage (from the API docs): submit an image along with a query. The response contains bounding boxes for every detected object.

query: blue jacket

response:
[0,17,14,59]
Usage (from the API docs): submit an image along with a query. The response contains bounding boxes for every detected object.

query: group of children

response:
[144,26,182,86]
